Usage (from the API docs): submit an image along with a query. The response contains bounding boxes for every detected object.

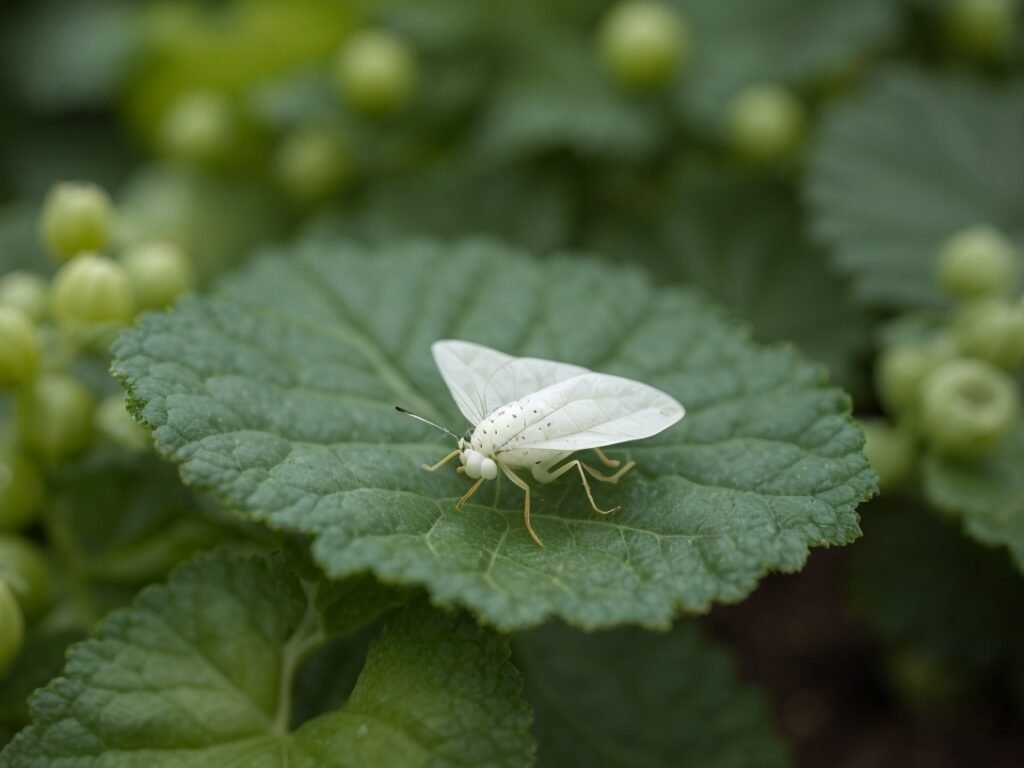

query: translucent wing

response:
[497,373,684,452]
[431,340,590,425]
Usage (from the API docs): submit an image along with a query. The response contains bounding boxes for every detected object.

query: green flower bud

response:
[945,0,1019,59]
[860,419,918,492]
[50,253,135,332]
[18,373,95,463]
[0,271,49,323]
[919,358,1019,458]
[953,298,1024,369]
[875,338,957,416]
[0,535,52,621]
[599,1,690,91]
[95,393,150,451]
[275,126,350,204]
[121,241,192,311]
[937,225,1018,300]
[39,182,114,261]
[160,90,236,165]
[0,579,24,674]
[0,446,42,531]
[0,306,39,388]
[726,83,806,165]
[334,30,418,116]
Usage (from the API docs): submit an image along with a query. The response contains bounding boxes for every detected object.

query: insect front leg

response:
[421,448,461,472]
[455,477,485,510]
[499,462,542,548]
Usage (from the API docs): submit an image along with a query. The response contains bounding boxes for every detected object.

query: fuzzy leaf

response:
[111,238,874,631]
[922,424,1024,573]
[0,555,532,767]
[809,68,1024,308]
[518,621,789,767]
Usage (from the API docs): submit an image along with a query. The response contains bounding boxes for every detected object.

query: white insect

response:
[398,339,685,547]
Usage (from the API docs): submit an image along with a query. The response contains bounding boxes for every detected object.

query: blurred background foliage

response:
[2,0,1024,764]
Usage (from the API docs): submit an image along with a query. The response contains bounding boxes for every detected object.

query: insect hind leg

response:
[534,460,624,516]
[593,447,621,468]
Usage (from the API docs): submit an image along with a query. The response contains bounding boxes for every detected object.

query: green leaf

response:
[1,555,532,767]
[0,629,84,728]
[809,68,1024,308]
[589,164,873,397]
[111,238,875,631]
[518,621,790,768]
[473,36,662,160]
[306,164,574,255]
[922,423,1024,572]
[0,0,139,111]
[850,500,1024,673]
[671,0,895,130]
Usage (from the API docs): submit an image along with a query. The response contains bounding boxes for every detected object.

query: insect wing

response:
[504,373,684,451]
[432,340,589,424]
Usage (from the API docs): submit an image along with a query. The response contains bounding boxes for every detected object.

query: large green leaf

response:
[922,423,1024,573]
[519,621,789,767]
[1,555,532,767]
[670,0,895,130]
[589,165,872,396]
[808,68,1024,308]
[111,238,875,631]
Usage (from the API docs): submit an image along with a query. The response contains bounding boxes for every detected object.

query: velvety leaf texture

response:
[809,68,1024,308]
[0,555,532,767]
[923,424,1024,573]
[111,238,874,631]
[519,622,790,767]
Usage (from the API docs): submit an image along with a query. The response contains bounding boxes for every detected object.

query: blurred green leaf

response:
[671,0,896,130]
[923,423,1024,572]
[0,0,138,111]
[112,238,873,631]
[0,629,84,730]
[519,621,790,768]
[1,555,533,767]
[591,165,873,396]
[850,501,1024,674]
[809,68,1024,308]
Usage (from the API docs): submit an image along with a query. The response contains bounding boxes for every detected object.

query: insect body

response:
[400,340,685,547]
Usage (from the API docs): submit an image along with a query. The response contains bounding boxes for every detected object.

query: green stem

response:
[272,581,328,735]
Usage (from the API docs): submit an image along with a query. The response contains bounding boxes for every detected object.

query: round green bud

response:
[0,306,39,389]
[0,446,42,531]
[936,225,1019,300]
[599,1,690,91]
[0,579,24,675]
[875,338,957,416]
[0,271,49,323]
[726,83,806,165]
[18,373,95,463]
[0,535,52,621]
[919,358,1019,458]
[945,0,1019,59]
[50,253,136,331]
[160,90,236,165]
[953,298,1024,370]
[334,30,418,116]
[39,182,114,261]
[860,419,918,492]
[95,393,150,451]
[121,241,192,311]
[274,126,350,204]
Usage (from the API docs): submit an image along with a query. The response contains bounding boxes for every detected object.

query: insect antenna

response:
[394,406,461,441]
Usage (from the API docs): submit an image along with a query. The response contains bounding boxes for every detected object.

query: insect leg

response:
[536,460,620,516]
[455,477,485,510]
[582,459,636,484]
[592,447,621,468]
[499,463,542,548]
[421,448,461,472]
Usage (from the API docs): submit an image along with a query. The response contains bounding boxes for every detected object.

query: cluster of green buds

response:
[0,180,198,669]
[864,224,1023,489]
